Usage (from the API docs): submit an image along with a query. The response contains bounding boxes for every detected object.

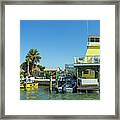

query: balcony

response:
[85,56,100,64]
[74,56,100,64]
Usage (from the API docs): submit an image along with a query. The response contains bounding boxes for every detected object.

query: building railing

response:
[74,56,100,64]
[87,42,100,47]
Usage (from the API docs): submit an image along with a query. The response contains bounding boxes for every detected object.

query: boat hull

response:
[20,83,39,89]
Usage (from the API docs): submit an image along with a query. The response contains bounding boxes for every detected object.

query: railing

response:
[74,56,100,64]
[85,56,100,64]
[87,42,100,47]
[74,57,84,64]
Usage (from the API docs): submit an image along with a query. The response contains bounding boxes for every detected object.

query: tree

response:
[65,68,77,79]
[25,57,31,76]
[20,61,32,77]
[20,62,27,72]
[26,48,41,75]
[20,69,25,79]
[37,64,45,71]
[32,67,40,77]
[44,71,51,79]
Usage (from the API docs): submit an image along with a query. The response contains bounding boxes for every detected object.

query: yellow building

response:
[74,36,100,86]
[82,69,95,79]
[84,36,100,64]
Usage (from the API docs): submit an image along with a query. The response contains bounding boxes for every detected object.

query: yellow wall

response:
[86,47,100,56]
[82,69,95,78]
[86,41,100,56]
[84,45,100,63]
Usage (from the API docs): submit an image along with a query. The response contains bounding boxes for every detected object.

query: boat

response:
[20,77,39,89]
[26,77,39,88]
[20,79,26,88]
[58,78,77,93]
[20,83,25,88]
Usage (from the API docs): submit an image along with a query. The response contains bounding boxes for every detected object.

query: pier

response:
[34,79,56,86]
[77,85,100,94]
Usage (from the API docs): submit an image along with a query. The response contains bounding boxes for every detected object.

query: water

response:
[20,86,100,100]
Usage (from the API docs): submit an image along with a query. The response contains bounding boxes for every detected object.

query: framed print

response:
[0,0,119,119]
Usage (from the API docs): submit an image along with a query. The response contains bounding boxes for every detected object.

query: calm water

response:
[20,86,100,100]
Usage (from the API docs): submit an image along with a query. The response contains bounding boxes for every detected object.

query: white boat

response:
[58,79,77,93]
[20,77,38,89]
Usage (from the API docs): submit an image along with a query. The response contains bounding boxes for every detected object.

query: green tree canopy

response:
[20,48,42,77]
[26,48,41,65]
[37,64,45,71]
[26,48,41,75]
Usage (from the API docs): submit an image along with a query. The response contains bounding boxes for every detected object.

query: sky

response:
[20,20,100,69]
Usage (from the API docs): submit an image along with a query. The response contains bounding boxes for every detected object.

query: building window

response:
[84,70,89,74]
[90,38,94,42]
[95,38,99,42]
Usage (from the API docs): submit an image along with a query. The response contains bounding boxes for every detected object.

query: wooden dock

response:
[34,79,56,86]
[77,86,100,93]
[77,86,99,90]
[35,79,55,82]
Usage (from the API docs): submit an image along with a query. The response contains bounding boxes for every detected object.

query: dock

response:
[34,79,56,86]
[34,79,55,82]
[77,86,100,93]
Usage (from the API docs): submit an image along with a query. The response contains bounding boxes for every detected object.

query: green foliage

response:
[44,71,51,79]
[20,69,25,79]
[32,70,40,77]
[56,71,60,80]
[65,69,77,79]
[26,48,41,64]
[20,61,32,75]
[26,48,41,76]
[37,64,45,71]
[20,48,43,77]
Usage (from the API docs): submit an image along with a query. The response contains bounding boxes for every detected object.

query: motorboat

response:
[20,77,38,89]
[58,78,77,93]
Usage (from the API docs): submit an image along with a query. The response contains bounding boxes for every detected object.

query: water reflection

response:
[20,86,100,100]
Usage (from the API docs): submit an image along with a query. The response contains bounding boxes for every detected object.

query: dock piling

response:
[50,76,52,93]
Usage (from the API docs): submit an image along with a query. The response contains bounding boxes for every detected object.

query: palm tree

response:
[26,48,41,75]
[20,69,25,80]
[25,57,31,76]
[37,64,45,71]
